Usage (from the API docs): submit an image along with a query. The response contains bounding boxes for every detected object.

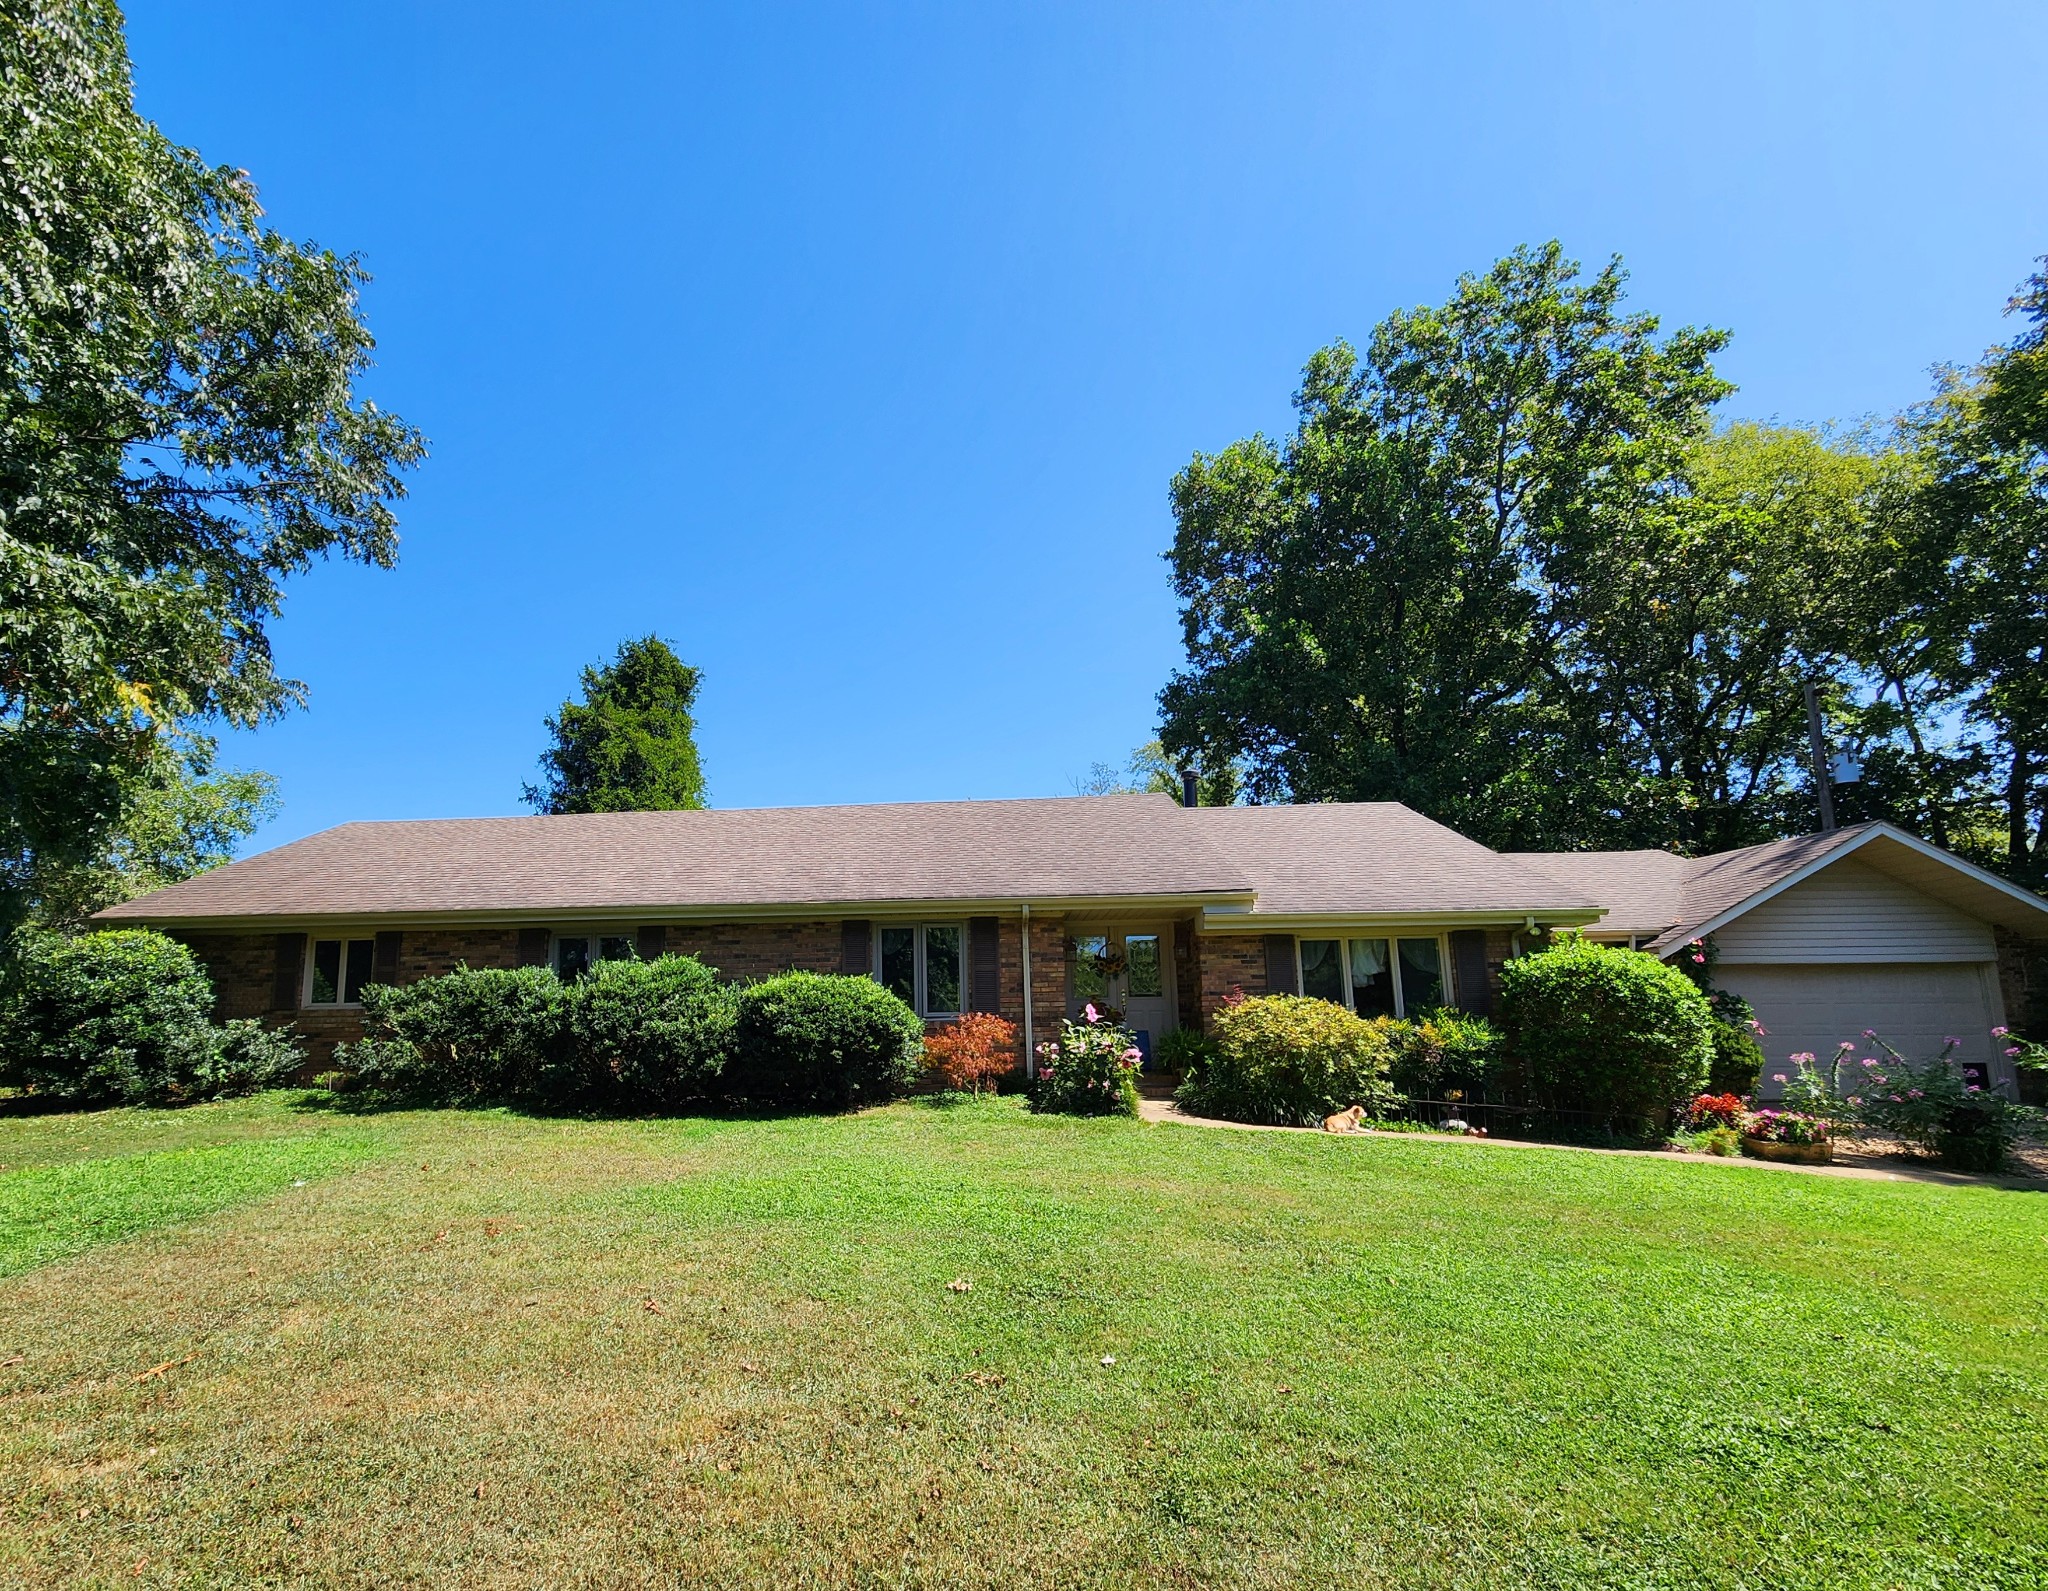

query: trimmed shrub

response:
[1497,937,1713,1129]
[728,972,923,1109]
[1176,994,1397,1127]
[337,965,570,1107]
[1382,1008,1504,1100]
[565,955,736,1109]
[1706,1018,1766,1097]
[0,929,282,1106]
[923,1012,1020,1095]
[204,1018,309,1098]
[1029,1012,1142,1117]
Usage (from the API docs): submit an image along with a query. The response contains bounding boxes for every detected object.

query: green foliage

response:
[0,928,299,1105]
[338,966,572,1108]
[1155,246,2048,869]
[1028,1013,1142,1118]
[525,636,708,814]
[24,734,277,931]
[1380,1008,1503,1099]
[1153,1025,1218,1077]
[1842,1036,2041,1173]
[1497,938,1713,1128]
[1159,242,1735,849]
[1901,262,2048,886]
[564,955,736,1110]
[728,972,923,1109]
[0,2,423,941]
[1176,994,1397,1126]
[1706,1018,1766,1097]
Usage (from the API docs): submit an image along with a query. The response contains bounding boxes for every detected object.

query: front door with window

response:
[1070,929,1174,1066]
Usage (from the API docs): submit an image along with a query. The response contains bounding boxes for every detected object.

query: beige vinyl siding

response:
[1711,858,1996,964]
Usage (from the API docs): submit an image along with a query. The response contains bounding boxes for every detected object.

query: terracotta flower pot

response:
[1740,1134,1833,1165]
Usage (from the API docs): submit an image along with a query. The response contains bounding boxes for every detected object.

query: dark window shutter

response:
[841,919,872,975]
[968,916,999,1012]
[272,932,307,1011]
[372,930,403,986]
[517,927,551,967]
[1263,934,1298,996]
[1450,929,1492,1016]
[637,924,666,961]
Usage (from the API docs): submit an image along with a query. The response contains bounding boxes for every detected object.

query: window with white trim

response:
[307,937,375,1007]
[552,933,637,981]
[1298,935,1447,1018]
[874,923,964,1018]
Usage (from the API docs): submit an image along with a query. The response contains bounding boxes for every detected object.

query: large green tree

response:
[1160,244,1732,848]
[26,732,277,932]
[1906,262,2048,884]
[1,1,423,934]
[524,636,708,814]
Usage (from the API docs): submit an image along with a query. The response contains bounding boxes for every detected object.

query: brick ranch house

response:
[97,794,2048,1092]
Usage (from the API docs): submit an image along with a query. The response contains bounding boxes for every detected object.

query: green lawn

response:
[1,1094,2043,1588]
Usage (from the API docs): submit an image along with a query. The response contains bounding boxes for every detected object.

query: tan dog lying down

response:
[1322,1104,1366,1133]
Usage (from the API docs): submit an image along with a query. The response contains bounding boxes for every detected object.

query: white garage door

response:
[1715,962,2004,1097]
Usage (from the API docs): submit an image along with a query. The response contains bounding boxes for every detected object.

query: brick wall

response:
[1024,911,1066,1071]
[177,933,278,1020]
[177,915,1066,1078]
[653,921,842,981]
[1198,933,1269,1028]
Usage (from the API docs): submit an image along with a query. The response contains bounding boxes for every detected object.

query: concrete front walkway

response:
[1136,1096,2046,1190]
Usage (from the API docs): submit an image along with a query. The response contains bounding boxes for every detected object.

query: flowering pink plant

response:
[1028,1011,1142,1118]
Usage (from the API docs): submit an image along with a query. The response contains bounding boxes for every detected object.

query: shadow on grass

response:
[283,1086,972,1126]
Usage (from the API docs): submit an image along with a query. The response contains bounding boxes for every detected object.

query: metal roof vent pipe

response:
[1181,769,1199,808]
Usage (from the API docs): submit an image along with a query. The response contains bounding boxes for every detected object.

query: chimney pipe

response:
[1180,769,1199,808]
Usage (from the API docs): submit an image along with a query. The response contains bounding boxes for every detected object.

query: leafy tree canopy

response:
[524,636,707,814]
[26,732,276,933]
[1903,260,2048,883]
[1160,243,1735,849]
[1159,245,2048,877]
[0,1,423,934]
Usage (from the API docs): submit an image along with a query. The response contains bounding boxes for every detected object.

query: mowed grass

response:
[1,1096,2044,1589]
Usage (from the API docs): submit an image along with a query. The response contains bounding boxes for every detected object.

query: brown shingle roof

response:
[98,795,1254,924]
[1187,803,1602,918]
[1514,827,1883,952]
[1645,826,1877,954]
[1507,849,1694,940]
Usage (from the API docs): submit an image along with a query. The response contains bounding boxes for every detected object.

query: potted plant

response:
[1740,1107,1834,1164]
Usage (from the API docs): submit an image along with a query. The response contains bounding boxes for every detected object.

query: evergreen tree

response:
[524,637,707,814]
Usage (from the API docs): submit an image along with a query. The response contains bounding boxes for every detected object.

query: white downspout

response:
[1020,902,1034,1078]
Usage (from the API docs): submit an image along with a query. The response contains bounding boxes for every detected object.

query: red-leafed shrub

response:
[1685,1092,1747,1131]
[923,1013,1020,1095]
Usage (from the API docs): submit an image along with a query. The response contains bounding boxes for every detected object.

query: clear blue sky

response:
[124,0,2048,850]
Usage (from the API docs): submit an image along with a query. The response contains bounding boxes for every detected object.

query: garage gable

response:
[1713,857,1996,964]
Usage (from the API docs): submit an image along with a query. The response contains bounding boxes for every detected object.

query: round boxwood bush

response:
[1,929,228,1105]
[1175,994,1397,1127]
[1497,937,1713,1129]
[727,971,923,1109]
[565,954,736,1109]
[339,964,570,1107]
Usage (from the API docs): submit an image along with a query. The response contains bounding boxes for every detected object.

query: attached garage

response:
[1715,963,2005,1088]
[1709,855,2008,1091]
[1516,822,2048,1098]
